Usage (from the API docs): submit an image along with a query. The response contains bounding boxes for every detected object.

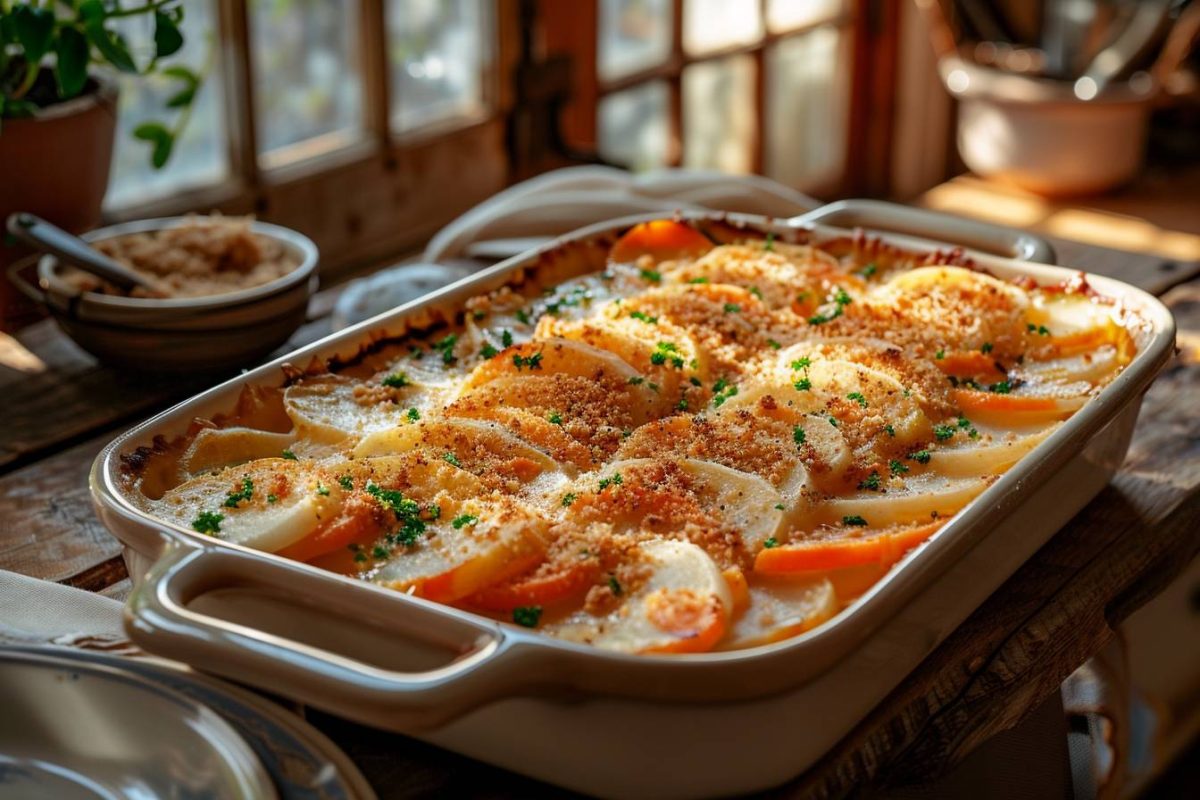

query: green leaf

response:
[133,121,175,169]
[13,5,56,64]
[81,6,137,74]
[162,64,199,108]
[153,10,183,59]
[54,26,90,99]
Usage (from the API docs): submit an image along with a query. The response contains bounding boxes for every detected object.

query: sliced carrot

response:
[640,589,727,654]
[466,558,600,611]
[755,520,945,573]
[952,388,1059,414]
[276,495,381,563]
[779,562,890,601]
[935,351,1004,379]
[417,549,546,604]
[609,220,714,264]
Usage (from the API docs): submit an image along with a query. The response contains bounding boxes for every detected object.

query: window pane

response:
[388,0,490,133]
[106,1,227,209]
[683,0,763,55]
[250,0,363,161]
[598,0,672,82]
[683,56,756,173]
[765,28,850,189]
[767,0,844,32]
[598,81,670,170]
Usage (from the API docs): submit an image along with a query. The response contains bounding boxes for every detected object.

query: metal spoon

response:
[5,212,166,295]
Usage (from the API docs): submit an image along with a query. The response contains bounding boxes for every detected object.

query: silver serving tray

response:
[91,200,1175,798]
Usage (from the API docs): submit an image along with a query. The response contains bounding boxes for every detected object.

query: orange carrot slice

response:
[466,558,600,611]
[609,220,714,264]
[640,588,728,654]
[755,520,945,573]
[935,350,1004,379]
[952,388,1060,414]
[277,495,381,563]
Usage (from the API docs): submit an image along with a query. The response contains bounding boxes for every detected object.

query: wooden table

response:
[1,192,1198,797]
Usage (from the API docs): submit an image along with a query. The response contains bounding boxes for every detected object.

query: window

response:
[567,0,860,196]
[103,0,510,278]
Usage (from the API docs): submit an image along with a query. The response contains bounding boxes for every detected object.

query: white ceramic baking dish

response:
[90,200,1175,799]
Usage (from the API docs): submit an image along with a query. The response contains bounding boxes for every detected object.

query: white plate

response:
[1,646,376,800]
[0,648,276,799]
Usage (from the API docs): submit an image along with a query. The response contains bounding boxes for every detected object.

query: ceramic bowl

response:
[13,217,318,372]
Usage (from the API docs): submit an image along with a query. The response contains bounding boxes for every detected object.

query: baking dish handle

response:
[791,199,1057,264]
[125,534,544,729]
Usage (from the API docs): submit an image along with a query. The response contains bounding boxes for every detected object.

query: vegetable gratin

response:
[121,219,1139,655]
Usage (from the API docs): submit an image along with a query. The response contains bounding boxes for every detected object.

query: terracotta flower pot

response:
[0,75,118,330]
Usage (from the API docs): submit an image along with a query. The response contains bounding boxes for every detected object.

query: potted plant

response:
[0,0,202,327]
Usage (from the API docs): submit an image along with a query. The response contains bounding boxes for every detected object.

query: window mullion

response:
[217,0,261,194]
[361,0,392,146]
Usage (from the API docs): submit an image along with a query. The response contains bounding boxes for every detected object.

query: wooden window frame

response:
[544,0,900,199]
[104,0,522,279]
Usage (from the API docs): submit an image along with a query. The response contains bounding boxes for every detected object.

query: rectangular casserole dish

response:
[92,200,1175,798]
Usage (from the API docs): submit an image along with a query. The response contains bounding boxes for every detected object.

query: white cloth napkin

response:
[334,167,818,329]
[0,569,134,653]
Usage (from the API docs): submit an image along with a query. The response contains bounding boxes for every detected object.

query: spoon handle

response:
[5,212,158,294]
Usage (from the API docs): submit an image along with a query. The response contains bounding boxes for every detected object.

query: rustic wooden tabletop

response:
[0,186,1197,798]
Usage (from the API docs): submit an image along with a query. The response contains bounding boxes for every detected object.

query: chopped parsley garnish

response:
[958,415,980,439]
[598,473,624,491]
[223,477,253,508]
[451,514,479,529]
[834,287,852,306]
[480,343,499,359]
[763,232,776,251]
[723,302,741,314]
[935,349,945,360]
[501,330,514,347]
[316,483,330,496]
[281,449,298,460]
[372,545,389,560]
[764,537,779,548]
[889,459,909,476]
[650,341,684,368]
[512,606,542,628]
[774,503,786,511]
[794,378,813,391]
[434,334,459,365]
[843,515,869,527]
[382,372,410,389]
[676,398,689,412]
[934,424,957,441]
[511,351,544,370]
[547,411,563,425]
[639,268,662,283]
[847,392,868,408]
[406,407,420,422]
[690,376,702,387]
[980,342,994,354]
[267,494,278,503]
[426,504,441,520]
[766,338,782,350]
[627,376,645,385]
[515,308,531,325]
[793,425,807,446]
[192,511,224,534]
[608,575,623,595]
[442,452,462,468]
[828,415,840,427]
[808,288,852,325]
[1027,323,1051,336]
[858,472,882,491]
[647,382,660,392]
[908,450,932,464]
[688,276,710,284]
[791,357,812,371]
[858,262,878,278]
[338,475,354,490]
[409,346,425,360]
[561,492,577,507]
[885,424,896,437]
[711,379,738,407]
[749,286,763,299]
[365,482,425,545]
[353,550,368,563]
[629,310,658,324]
[989,380,1012,394]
